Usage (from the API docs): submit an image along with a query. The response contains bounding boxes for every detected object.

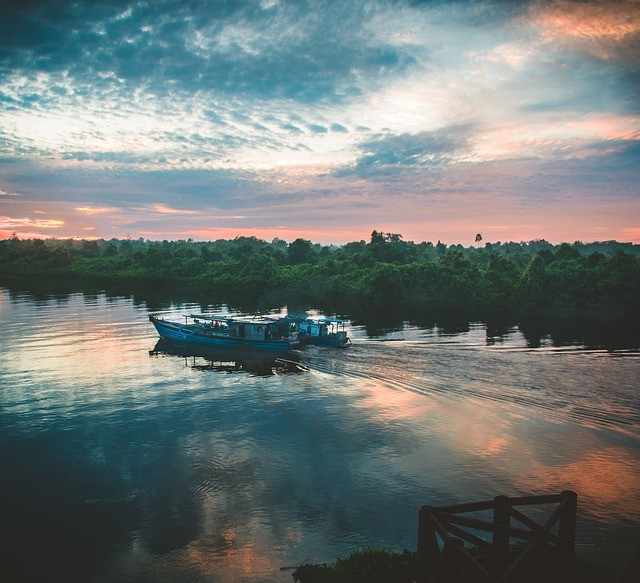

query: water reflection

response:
[1,287,639,582]
[6,283,640,349]
[149,339,308,376]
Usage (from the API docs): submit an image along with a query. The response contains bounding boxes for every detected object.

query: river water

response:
[1,287,638,582]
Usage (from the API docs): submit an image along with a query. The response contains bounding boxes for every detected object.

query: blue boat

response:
[292,317,350,346]
[149,313,300,351]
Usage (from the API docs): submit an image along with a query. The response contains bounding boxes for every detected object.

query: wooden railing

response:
[416,491,577,582]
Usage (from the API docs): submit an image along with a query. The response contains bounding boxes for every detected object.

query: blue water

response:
[1,288,638,582]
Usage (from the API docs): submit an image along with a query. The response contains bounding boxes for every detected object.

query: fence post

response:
[559,491,577,559]
[492,495,510,574]
[443,536,463,583]
[417,506,441,583]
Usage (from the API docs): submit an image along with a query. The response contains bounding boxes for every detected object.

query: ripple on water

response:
[1,289,639,582]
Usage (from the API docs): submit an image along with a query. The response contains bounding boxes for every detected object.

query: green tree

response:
[81,240,99,258]
[103,243,118,257]
[520,254,547,303]
[288,238,315,264]
[360,263,403,299]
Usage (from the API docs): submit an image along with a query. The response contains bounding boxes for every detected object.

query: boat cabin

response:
[190,314,297,341]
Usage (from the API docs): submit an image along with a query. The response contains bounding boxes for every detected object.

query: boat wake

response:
[304,340,640,438]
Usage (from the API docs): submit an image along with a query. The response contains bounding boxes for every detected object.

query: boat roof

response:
[291,316,347,324]
[190,314,234,323]
[189,314,279,325]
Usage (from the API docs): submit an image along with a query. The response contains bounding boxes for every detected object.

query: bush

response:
[292,548,416,583]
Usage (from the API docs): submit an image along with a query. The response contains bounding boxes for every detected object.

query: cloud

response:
[76,206,117,215]
[2,0,637,173]
[341,125,473,176]
[0,216,64,229]
[0,1,638,244]
[531,0,640,52]
[153,204,199,215]
[0,0,417,104]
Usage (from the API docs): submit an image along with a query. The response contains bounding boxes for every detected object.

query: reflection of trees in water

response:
[346,299,638,349]
[6,283,639,349]
[517,309,638,350]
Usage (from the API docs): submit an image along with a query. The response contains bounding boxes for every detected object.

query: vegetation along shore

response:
[1,232,638,313]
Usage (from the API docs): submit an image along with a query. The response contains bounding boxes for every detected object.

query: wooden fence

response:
[416,491,577,582]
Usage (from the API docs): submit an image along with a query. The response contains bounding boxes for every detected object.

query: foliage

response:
[292,548,416,583]
[290,544,611,583]
[1,234,639,311]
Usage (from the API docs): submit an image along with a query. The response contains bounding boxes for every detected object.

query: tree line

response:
[1,231,639,311]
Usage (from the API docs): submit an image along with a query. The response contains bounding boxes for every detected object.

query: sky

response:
[0,0,639,245]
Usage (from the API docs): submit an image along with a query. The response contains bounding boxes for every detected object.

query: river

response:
[1,287,638,582]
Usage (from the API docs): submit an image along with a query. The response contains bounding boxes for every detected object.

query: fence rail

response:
[417,491,577,582]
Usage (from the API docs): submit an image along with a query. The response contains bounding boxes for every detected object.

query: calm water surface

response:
[1,288,639,582]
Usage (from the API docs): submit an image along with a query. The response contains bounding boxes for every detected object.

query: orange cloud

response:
[533,0,640,58]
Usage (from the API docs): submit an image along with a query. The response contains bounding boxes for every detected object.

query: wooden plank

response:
[459,545,492,581]
[493,495,510,571]
[510,507,560,545]
[508,494,563,506]
[445,522,493,552]
[436,512,534,539]
[502,531,548,582]
[417,506,442,583]
[540,497,566,532]
[433,499,496,514]
[558,491,577,558]
[430,511,453,541]
[443,537,463,583]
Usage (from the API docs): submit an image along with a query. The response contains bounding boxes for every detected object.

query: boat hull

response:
[300,334,349,347]
[150,316,298,351]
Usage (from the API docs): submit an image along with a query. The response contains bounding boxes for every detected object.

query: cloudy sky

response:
[1,0,638,244]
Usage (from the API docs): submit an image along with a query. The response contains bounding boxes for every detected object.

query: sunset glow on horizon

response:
[1,0,638,245]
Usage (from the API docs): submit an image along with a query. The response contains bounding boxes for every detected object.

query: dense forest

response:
[1,232,639,312]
